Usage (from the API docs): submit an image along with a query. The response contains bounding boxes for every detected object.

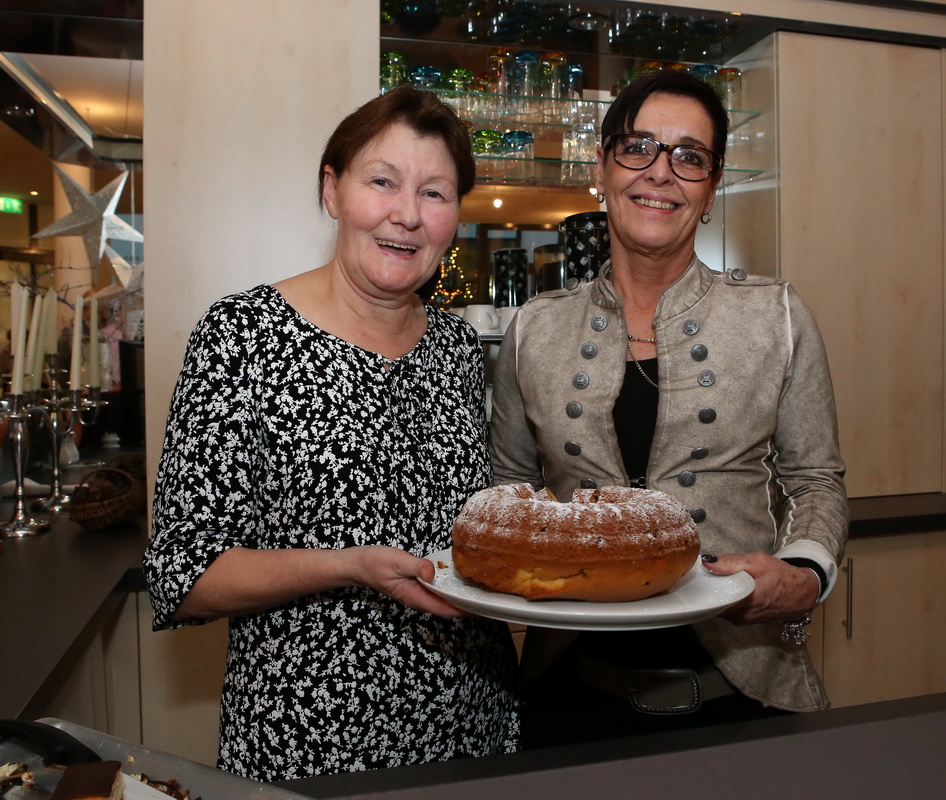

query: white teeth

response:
[633,198,677,210]
[376,239,417,252]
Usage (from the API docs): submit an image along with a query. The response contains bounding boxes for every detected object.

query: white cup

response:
[498,306,519,333]
[464,304,500,333]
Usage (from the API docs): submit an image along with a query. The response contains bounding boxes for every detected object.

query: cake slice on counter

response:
[51,760,123,800]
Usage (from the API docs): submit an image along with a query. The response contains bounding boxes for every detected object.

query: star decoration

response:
[104,245,144,294]
[32,166,144,278]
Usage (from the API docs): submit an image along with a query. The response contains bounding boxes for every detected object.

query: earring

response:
[700,212,712,224]
[596,192,606,204]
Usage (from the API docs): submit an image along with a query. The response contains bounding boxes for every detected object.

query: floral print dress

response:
[145,285,520,781]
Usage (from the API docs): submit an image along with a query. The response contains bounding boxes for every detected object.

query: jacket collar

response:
[591,254,714,322]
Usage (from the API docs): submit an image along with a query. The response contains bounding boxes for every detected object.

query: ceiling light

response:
[3,105,36,118]
[29,191,39,196]
[492,198,503,209]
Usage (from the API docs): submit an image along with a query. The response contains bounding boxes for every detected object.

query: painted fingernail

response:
[701,554,718,563]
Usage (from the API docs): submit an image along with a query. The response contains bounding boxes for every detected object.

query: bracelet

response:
[781,616,812,646]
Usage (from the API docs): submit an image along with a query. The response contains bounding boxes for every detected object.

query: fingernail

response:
[701,554,718,563]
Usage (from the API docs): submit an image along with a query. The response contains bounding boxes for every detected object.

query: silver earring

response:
[700,212,712,224]
[596,192,606,204]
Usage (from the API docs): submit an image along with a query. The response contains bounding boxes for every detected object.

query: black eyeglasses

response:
[603,134,722,182]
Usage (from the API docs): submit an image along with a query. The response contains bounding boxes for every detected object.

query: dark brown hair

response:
[318,87,476,208]
[602,70,729,162]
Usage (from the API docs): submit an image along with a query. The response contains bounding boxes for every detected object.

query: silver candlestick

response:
[2,393,51,537]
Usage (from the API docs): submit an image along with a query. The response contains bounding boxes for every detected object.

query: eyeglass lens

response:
[612,135,715,180]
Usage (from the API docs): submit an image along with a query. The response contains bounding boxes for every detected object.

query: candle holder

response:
[30,354,108,513]
[2,393,51,538]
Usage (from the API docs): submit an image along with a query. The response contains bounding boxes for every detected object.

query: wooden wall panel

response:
[777,32,944,497]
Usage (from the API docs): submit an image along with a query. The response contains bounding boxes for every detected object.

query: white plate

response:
[419,548,754,631]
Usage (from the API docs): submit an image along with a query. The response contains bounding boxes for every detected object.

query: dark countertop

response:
[0,500,147,720]
[276,692,946,799]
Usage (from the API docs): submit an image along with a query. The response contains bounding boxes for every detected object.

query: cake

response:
[51,760,123,800]
[451,483,700,602]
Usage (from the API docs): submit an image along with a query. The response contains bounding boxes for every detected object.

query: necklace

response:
[627,334,658,390]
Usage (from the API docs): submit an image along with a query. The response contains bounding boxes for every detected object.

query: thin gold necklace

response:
[627,333,658,390]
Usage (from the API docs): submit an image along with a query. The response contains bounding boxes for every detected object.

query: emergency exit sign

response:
[0,197,24,214]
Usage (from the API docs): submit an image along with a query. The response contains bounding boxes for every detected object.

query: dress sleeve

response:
[145,299,264,629]
[771,286,849,599]
[488,311,544,489]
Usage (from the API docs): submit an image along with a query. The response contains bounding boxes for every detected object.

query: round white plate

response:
[419,548,754,631]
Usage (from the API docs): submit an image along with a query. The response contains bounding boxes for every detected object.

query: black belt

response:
[572,652,736,715]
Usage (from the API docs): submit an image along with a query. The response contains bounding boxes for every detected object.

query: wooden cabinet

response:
[818,531,946,708]
[774,33,944,498]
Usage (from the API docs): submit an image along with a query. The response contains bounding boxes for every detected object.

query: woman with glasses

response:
[489,71,848,747]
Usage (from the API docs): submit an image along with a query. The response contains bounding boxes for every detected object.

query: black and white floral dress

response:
[145,285,520,781]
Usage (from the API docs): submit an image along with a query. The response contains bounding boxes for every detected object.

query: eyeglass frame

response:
[601,133,723,182]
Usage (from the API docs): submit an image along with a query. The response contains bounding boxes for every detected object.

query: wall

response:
[143,0,378,493]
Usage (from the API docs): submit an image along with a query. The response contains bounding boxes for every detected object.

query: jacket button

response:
[580,342,598,359]
[591,315,608,331]
[683,319,700,335]
[691,447,709,459]
[566,401,583,418]
[731,268,748,281]
[678,470,697,487]
[580,478,598,489]
[698,408,717,423]
[572,372,590,389]
[565,278,579,290]
[697,369,716,387]
[565,441,582,456]
[690,507,707,523]
[690,344,708,361]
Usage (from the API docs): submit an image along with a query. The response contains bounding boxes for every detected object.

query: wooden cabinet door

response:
[776,33,944,498]
[820,531,946,707]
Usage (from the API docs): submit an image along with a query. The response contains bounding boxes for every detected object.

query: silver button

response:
[698,408,717,424]
[697,369,716,387]
[572,372,590,389]
[683,319,700,335]
[565,278,579,289]
[579,478,598,489]
[591,315,608,331]
[565,441,582,456]
[580,342,598,359]
[566,401,583,418]
[678,470,697,487]
[690,508,707,523]
[691,447,709,459]
[731,268,748,281]
[690,344,708,362]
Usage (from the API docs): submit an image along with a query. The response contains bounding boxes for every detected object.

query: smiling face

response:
[597,92,720,269]
[322,121,460,302]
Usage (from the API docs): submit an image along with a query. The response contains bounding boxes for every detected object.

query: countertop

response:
[0,500,147,720]
[275,692,946,799]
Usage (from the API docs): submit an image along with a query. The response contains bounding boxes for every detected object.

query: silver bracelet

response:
[781,616,812,646]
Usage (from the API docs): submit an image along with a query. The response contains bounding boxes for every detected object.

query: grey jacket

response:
[489,256,849,711]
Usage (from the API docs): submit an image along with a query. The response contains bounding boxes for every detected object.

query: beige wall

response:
[143,0,378,487]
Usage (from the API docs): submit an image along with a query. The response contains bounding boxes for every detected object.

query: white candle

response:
[89,298,100,387]
[23,293,43,391]
[70,296,83,391]
[10,284,28,396]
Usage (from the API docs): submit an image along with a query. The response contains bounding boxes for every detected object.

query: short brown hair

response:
[318,87,476,208]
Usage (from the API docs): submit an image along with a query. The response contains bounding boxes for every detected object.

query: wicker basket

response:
[106,453,148,512]
[69,468,140,530]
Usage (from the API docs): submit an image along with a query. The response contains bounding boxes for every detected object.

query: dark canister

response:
[532,243,565,294]
[559,211,610,284]
[491,247,528,308]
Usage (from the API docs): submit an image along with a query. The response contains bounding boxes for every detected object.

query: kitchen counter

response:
[0,501,147,720]
[276,692,946,799]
